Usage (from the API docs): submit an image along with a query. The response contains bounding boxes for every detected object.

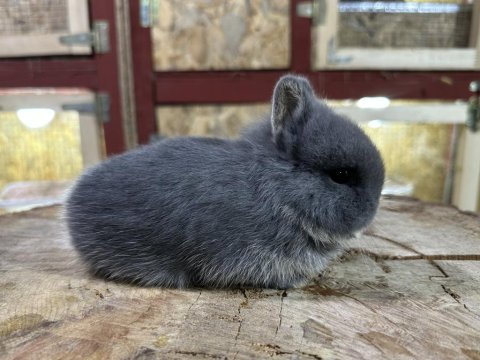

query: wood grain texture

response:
[0,197,479,359]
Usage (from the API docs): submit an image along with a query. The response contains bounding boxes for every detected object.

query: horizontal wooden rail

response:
[154,70,480,104]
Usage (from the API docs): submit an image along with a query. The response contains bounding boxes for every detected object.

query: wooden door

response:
[0,0,127,156]
[313,0,480,70]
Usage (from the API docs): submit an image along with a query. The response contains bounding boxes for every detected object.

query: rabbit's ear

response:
[271,75,315,144]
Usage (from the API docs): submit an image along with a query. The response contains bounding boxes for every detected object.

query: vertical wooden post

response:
[291,0,313,73]
[114,0,138,150]
[454,129,480,212]
[311,0,338,69]
[90,0,126,155]
[473,0,480,67]
[129,0,157,145]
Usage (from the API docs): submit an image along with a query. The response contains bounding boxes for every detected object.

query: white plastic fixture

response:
[356,97,391,109]
[16,108,56,129]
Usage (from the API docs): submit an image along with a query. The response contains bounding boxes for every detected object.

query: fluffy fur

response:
[66,75,384,289]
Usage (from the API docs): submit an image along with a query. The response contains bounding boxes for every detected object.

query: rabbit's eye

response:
[330,168,355,184]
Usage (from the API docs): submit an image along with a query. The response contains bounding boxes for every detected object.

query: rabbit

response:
[66,75,384,289]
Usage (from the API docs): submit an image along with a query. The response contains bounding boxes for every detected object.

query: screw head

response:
[470,81,480,93]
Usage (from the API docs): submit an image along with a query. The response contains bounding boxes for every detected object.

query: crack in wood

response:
[364,232,450,277]
[170,291,203,350]
[347,249,480,262]
[363,233,480,320]
[169,350,227,359]
[441,284,461,302]
[400,255,480,261]
[186,291,202,316]
[254,343,323,359]
[275,290,287,336]
[232,289,247,360]
[298,350,323,359]
[234,315,243,342]
[366,232,480,320]
[230,290,250,360]
[440,284,480,319]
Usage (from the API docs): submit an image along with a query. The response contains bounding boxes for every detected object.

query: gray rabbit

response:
[66,75,384,289]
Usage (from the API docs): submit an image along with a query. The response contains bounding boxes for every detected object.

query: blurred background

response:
[0,0,479,213]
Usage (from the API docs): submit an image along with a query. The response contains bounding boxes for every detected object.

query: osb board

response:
[0,111,83,190]
[151,0,290,71]
[156,104,269,138]
[1,197,479,359]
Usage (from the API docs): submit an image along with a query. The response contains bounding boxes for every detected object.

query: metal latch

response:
[467,81,480,132]
[296,0,326,26]
[59,20,110,54]
[62,93,110,123]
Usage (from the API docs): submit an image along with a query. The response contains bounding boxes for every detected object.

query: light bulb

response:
[356,97,390,109]
[16,108,56,129]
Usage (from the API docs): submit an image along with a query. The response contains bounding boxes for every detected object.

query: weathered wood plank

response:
[369,196,480,257]
[0,197,479,359]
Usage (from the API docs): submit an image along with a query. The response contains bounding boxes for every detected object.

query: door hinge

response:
[62,93,110,124]
[327,38,353,65]
[140,0,160,28]
[59,20,110,54]
[296,0,326,26]
[467,81,480,132]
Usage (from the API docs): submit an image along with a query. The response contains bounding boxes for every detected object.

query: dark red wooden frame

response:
[130,0,480,145]
[0,0,125,155]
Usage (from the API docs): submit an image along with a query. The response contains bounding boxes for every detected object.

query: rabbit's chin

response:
[280,205,358,250]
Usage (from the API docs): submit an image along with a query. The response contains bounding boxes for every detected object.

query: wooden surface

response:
[0,197,479,359]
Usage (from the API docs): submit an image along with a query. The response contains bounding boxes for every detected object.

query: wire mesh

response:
[0,110,83,190]
[0,0,69,36]
[338,1,474,48]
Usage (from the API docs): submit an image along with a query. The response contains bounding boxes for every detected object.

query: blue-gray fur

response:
[66,75,384,289]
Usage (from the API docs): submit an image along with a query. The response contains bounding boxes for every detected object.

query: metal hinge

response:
[296,0,326,26]
[297,1,353,65]
[327,38,353,65]
[62,93,110,123]
[140,0,160,28]
[59,20,110,54]
[467,81,480,132]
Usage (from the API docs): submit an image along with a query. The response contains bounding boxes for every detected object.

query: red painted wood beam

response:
[155,71,284,104]
[129,0,157,145]
[316,71,479,100]
[90,0,126,155]
[290,0,311,72]
[0,58,98,88]
[154,70,479,104]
